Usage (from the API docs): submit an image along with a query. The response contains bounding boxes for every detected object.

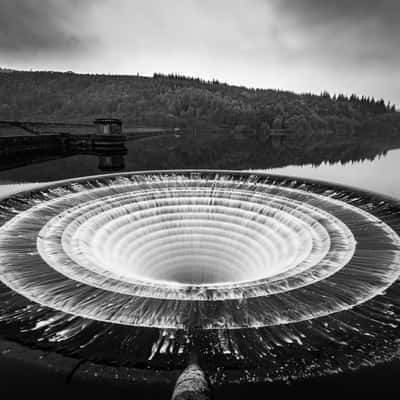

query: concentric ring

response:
[0,171,399,331]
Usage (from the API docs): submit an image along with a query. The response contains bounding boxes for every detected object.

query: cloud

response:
[0,0,398,104]
[277,0,399,20]
[0,0,98,54]
[272,0,400,67]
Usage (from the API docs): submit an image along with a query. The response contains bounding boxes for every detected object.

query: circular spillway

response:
[0,170,400,385]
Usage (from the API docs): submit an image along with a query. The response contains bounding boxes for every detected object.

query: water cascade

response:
[0,170,399,386]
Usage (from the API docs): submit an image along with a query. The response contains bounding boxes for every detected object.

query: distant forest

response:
[0,69,399,136]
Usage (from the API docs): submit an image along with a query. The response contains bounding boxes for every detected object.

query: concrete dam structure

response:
[0,119,173,171]
[0,118,126,155]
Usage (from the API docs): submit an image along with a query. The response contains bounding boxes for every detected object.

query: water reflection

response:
[97,149,127,171]
[0,133,400,192]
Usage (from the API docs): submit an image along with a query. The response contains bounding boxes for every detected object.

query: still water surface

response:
[268,147,400,199]
[1,147,400,199]
[0,140,399,394]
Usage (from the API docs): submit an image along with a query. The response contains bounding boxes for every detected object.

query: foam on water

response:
[0,171,400,383]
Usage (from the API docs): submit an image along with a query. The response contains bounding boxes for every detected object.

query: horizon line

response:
[1,65,397,108]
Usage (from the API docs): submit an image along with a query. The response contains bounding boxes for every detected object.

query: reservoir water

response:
[1,140,400,199]
[0,135,400,396]
[268,147,400,199]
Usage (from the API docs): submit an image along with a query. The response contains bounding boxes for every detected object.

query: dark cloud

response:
[278,0,399,22]
[273,0,400,67]
[0,0,398,105]
[0,0,97,54]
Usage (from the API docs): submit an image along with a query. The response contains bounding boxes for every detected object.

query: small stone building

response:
[93,118,122,135]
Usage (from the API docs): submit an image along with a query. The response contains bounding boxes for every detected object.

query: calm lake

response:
[1,142,400,199]
[268,147,400,199]
[0,136,400,395]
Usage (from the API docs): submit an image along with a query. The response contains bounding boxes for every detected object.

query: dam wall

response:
[0,119,126,154]
[0,134,66,157]
[0,119,127,170]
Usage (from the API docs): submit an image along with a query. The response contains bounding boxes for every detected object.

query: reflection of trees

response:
[122,133,400,171]
[1,134,399,182]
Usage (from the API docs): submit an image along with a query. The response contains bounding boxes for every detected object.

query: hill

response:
[0,69,399,137]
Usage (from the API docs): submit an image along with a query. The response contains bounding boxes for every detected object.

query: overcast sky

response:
[1,0,399,105]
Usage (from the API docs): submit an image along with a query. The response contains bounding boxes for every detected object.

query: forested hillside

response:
[0,69,399,136]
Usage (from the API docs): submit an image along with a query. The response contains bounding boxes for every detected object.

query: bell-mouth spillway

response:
[0,170,400,386]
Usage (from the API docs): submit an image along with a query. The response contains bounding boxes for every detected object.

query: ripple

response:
[0,171,400,383]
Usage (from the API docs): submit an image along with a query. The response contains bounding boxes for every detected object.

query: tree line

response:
[0,70,398,137]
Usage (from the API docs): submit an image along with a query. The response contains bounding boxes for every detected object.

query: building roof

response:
[93,118,122,125]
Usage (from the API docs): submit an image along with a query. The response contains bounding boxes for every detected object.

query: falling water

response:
[0,170,400,385]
